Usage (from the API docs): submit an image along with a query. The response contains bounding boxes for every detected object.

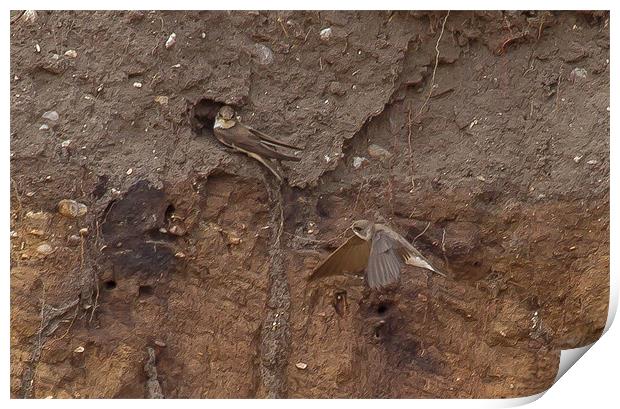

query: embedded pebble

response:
[154,96,169,105]
[79,227,88,236]
[58,199,87,218]
[36,243,54,255]
[352,156,367,169]
[201,32,206,39]
[254,43,274,65]
[64,49,77,58]
[42,111,59,121]
[35,44,41,53]
[132,82,142,89]
[587,159,599,165]
[29,229,45,236]
[295,362,308,370]
[226,232,242,245]
[573,155,583,163]
[126,168,133,175]
[320,27,333,41]
[154,340,167,347]
[569,67,587,81]
[165,33,177,49]
[22,10,38,23]
[67,234,81,245]
[367,144,392,161]
[73,346,85,353]
[168,225,186,236]
[26,211,48,220]
[61,139,72,148]
[39,124,49,131]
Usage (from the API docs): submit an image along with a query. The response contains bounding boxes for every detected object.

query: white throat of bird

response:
[214,117,236,129]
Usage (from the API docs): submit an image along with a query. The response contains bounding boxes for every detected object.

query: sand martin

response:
[213,105,303,181]
[310,220,446,290]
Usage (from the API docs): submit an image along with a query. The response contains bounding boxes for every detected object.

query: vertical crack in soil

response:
[258,178,291,398]
[20,297,80,398]
[144,347,164,399]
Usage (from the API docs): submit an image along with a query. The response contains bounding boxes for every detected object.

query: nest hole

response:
[104,280,117,290]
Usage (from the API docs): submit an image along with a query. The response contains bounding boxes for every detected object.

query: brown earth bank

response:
[10,10,609,398]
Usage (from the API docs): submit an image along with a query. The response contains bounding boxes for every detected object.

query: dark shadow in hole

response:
[377,302,389,315]
[165,204,175,221]
[189,98,225,135]
[104,280,117,290]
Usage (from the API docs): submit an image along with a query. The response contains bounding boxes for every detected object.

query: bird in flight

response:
[309,220,446,290]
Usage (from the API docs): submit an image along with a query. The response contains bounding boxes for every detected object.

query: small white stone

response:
[295,362,308,370]
[154,96,169,105]
[64,49,77,58]
[254,43,274,65]
[73,346,85,353]
[42,111,59,121]
[39,124,49,131]
[201,32,206,39]
[133,82,142,88]
[352,156,367,169]
[319,27,332,41]
[165,33,177,49]
[22,10,38,23]
[36,243,54,255]
[587,160,599,165]
[573,155,582,163]
[126,168,133,175]
[35,43,41,53]
[61,139,72,148]
[171,63,181,68]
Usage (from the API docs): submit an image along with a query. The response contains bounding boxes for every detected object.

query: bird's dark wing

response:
[309,234,371,281]
[214,123,300,161]
[246,125,303,151]
[366,231,404,289]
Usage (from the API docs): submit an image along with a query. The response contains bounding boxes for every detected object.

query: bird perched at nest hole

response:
[213,105,303,181]
[309,220,446,290]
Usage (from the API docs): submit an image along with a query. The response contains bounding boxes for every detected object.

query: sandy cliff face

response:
[10,10,609,398]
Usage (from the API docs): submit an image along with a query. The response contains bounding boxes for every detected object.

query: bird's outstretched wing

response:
[376,224,446,277]
[309,234,371,281]
[366,231,404,289]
